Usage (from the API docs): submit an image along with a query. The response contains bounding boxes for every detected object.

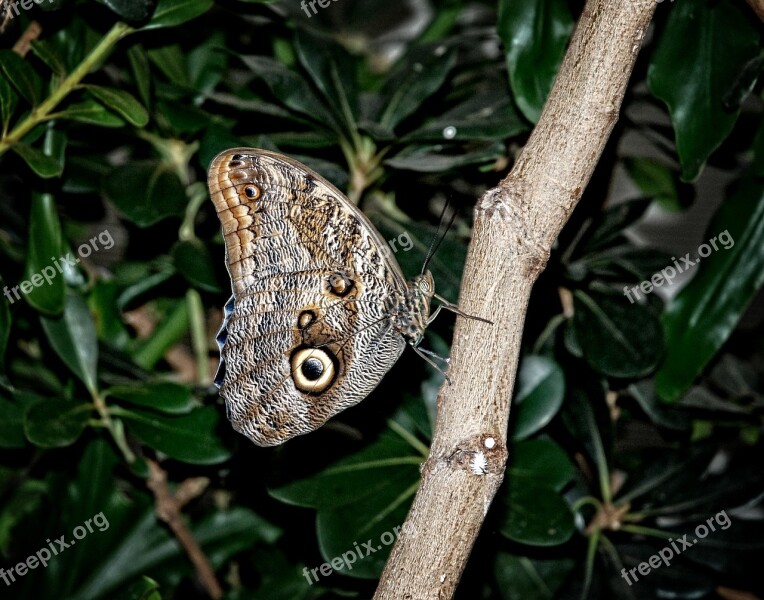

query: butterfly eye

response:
[291,347,337,393]
[244,185,261,200]
[419,280,430,292]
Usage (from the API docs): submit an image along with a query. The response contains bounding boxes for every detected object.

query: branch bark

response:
[374,0,657,597]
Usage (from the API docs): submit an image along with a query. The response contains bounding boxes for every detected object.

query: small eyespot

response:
[232,154,243,160]
[326,272,354,297]
[244,185,261,200]
[298,310,316,329]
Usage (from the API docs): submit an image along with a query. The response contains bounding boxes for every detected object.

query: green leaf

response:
[647,0,760,181]
[55,98,127,127]
[0,396,26,448]
[498,0,574,123]
[172,240,222,292]
[377,45,456,131]
[572,287,664,378]
[385,142,504,172]
[12,144,63,178]
[120,406,231,464]
[0,284,11,367]
[143,0,214,30]
[0,50,44,105]
[84,85,150,127]
[405,90,527,142]
[238,55,339,130]
[624,158,685,212]
[24,192,65,314]
[511,356,565,440]
[494,553,576,600]
[0,74,17,134]
[127,46,152,108]
[111,577,162,600]
[508,439,574,492]
[72,507,278,600]
[295,30,358,134]
[269,428,422,579]
[103,0,157,22]
[106,381,195,415]
[656,177,764,402]
[24,397,91,447]
[30,39,67,75]
[103,160,187,227]
[40,291,99,394]
[500,479,574,546]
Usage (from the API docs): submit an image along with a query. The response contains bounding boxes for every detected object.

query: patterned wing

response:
[209,148,407,446]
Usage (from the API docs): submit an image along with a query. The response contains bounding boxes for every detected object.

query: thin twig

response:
[12,20,41,56]
[146,460,221,599]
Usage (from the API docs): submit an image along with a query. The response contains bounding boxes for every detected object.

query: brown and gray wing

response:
[209,148,406,446]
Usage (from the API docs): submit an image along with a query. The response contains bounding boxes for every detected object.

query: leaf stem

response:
[0,21,133,157]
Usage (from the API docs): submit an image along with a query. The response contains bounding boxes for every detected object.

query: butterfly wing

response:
[209,148,407,446]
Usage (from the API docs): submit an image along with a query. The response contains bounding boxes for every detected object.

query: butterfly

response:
[208,148,486,446]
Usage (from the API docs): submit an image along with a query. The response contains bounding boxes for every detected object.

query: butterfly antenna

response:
[421,201,457,274]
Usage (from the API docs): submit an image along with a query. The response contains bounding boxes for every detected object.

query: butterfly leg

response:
[432,293,493,325]
[412,345,452,385]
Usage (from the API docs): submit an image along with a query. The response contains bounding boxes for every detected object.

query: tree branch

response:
[373,0,657,597]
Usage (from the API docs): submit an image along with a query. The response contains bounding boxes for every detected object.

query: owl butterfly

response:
[209,148,486,446]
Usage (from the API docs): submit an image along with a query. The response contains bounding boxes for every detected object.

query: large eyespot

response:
[291,347,337,393]
[244,185,261,200]
[325,272,354,297]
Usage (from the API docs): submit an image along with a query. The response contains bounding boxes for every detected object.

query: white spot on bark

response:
[484,437,496,449]
[470,451,487,475]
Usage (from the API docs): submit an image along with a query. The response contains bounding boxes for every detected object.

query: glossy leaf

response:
[656,177,764,402]
[270,428,422,578]
[508,439,574,492]
[24,397,91,447]
[0,396,26,448]
[385,142,504,172]
[377,45,456,131]
[294,31,358,132]
[104,0,157,22]
[103,160,187,227]
[238,55,339,130]
[30,40,67,75]
[84,85,150,127]
[172,240,222,292]
[647,0,760,181]
[498,0,574,123]
[406,91,527,142]
[55,99,127,127]
[40,292,99,394]
[0,74,17,133]
[0,50,44,105]
[500,479,575,546]
[143,0,213,30]
[624,158,687,212]
[0,298,9,369]
[127,46,152,108]
[572,287,663,378]
[494,553,575,600]
[24,192,65,314]
[511,355,565,440]
[106,381,195,415]
[111,577,161,600]
[120,406,231,464]
[12,144,63,178]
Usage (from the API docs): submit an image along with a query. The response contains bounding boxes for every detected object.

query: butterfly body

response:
[209,148,436,446]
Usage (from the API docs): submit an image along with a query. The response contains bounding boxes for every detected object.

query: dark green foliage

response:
[0,0,762,599]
